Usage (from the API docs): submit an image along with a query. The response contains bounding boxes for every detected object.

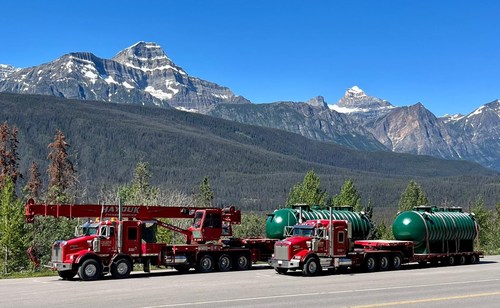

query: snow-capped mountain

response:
[0,64,19,79]
[329,86,396,122]
[0,42,250,113]
[0,43,498,171]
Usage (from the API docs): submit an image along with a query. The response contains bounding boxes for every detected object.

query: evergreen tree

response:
[33,130,78,267]
[470,197,495,251]
[25,161,42,201]
[332,179,362,211]
[47,130,76,203]
[286,170,327,207]
[198,176,214,207]
[0,122,21,189]
[398,181,428,211]
[119,161,158,205]
[0,177,28,274]
[232,212,266,238]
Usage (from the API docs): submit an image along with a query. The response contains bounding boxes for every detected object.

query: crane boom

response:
[24,198,239,223]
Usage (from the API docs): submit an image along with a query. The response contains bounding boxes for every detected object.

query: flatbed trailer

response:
[270,218,483,276]
[353,239,483,270]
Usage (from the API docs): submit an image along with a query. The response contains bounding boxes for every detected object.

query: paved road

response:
[1,255,499,308]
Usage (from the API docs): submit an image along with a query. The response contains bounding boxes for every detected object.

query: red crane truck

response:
[270,207,483,276]
[25,199,275,280]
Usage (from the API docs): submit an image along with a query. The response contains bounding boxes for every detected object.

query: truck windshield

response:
[292,226,315,237]
[78,222,99,236]
[193,211,203,228]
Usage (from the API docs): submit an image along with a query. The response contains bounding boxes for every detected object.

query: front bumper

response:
[269,259,301,269]
[52,262,74,272]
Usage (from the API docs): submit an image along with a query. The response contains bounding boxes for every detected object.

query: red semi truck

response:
[270,207,483,276]
[25,199,275,280]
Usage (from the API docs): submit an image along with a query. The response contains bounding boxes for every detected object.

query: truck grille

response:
[274,244,289,260]
[52,242,63,263]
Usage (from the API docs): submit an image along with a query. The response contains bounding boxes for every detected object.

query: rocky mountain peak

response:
[306,96,328,108]
[486,99,500,113]
[334,86,393,111]
[345,85,367,98]
[112,41,186,75]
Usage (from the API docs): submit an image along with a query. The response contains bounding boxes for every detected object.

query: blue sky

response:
[1,0,499,116]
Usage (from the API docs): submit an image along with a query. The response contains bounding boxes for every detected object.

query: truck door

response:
[202,211,222,241]
[97,224,115,253]
[334,224,347,256]
[122,221,141,255]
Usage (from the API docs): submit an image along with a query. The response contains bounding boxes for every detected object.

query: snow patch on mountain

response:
[440,113,465,123]
[0,64,20,79]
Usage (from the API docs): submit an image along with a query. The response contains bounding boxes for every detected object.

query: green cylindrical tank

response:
[266,205,372,240]
[392,206,478,254]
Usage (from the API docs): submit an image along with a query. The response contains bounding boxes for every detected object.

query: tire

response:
[364,255,377,272]
[470,254,479,264]
[391,254,402,270]
[174,265,191,273]
[447,256,455,266]
[111,258,132,279]
[234,254,251,271]
[275,268,288,275]
[58,269,77,280]
[197,254,214,273]
[458,255,466,265]
[302,257,321,276]
[379,255,390,271]
[78,259,102,281]
[217,254,232,272]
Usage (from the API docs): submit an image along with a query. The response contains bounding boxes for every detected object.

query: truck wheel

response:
[379,255,390,271]
[234,254,251,271]
[391,254,402,270]
[364,255,377,272]
[303,257,321,276]
[58,270,77,280]
[111,258,132,279]
[458,255,466,265]
[78,259,102,281]
[447,256,455,266]
[470,254,479,264]
[217,254,232,272]
[197,254,214,273]
[275,268,288,275]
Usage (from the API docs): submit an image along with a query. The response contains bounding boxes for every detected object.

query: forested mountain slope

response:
[1,93,498,210]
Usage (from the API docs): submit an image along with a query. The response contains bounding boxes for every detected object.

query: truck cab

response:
[52,218,163,279]
[270,219,350,276]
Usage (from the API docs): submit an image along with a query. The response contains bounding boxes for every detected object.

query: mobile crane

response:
[25,199,275,280]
